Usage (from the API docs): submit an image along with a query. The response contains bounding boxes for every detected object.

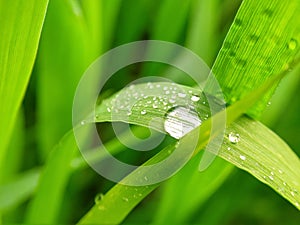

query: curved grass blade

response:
[0,0,49,180]
[78,61,299,224]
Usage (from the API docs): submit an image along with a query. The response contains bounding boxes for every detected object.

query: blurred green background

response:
[1,0,300,224]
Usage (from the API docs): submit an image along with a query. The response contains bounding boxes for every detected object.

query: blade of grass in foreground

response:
[0,0,49,180]
[78,62,300,224]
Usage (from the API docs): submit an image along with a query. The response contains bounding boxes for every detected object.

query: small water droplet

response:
[107,107,111,113]
[144,176,148,181]
[81,120,86,125]
[178,93,186,98]
[291,191,295,197]
[240,155,246,161]
[122,197,129,202]
[278,169,283,174]
[152,104,158,109]
[283,182,287,186]
[288,39,297,50]
[269,176,274,181]
[228,132,240,144]
[227,147,231,150]
[267,101,272,107]
[191,95,200,102]
[94,193,104,204]
[164,106,201,139]
[141,110,147,115]
[270,171,274,176]
[169,99,176,104]
[127,111,132,116]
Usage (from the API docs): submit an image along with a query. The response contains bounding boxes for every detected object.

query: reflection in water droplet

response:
[178,93,186,98]
[191,95,200,102]
[288,39,297,50]
[164,106,201,139]
[240,155,246,161]
[228,132,240,144]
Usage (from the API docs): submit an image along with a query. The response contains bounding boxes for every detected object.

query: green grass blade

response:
[0,0,49,180]
[220,116,300,209]
[185,0,220,65]
[102,0,122,50]
[152,157,233,225]
[25,132,78,224]
[211,0,300,118]
[77,62,297,224]
[115,0,154,46]
[36,0,102,159]
[0,169,40,212]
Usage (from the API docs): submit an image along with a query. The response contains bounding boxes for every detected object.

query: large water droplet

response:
[228,132,240,144]
[164,106,202,139]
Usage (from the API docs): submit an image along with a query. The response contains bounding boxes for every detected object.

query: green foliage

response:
[0,0,48,180]
[1,0,300,224]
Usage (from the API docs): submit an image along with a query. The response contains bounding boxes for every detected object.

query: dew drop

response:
[269,176,274,181]
[288,39,297,50]
[239,155,246,161]
[227,147,231,151]
[107,107,111,113]
[178,93,186,98]
[144,176,148,181]
[228,132,240,144]
[122,197,129,202]
[81,120,86,125]
[141,110,147,115]
[164,106,202,139]
[169,99,176,104]
[191,95,200,102]
[94,193,104,204]
[152,104,158,109]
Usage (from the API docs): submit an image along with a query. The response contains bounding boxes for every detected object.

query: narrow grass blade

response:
[0,0,49,179]
[36,0,102,158]
[25,132,78,224]
[0,169,40,212]
[210,0,300,118]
